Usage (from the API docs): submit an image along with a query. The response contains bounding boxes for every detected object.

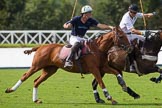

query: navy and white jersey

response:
[67,16,99,37]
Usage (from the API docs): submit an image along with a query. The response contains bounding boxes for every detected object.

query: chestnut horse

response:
[92,29,162,100]
[5,27,139,104]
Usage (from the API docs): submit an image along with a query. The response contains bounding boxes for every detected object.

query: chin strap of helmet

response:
[139,0,147,29]
[71,0,78,19]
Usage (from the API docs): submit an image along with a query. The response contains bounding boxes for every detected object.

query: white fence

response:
[0,30,107,44]
[0,30,157,44]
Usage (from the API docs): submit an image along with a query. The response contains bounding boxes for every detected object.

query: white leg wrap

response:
[93,90,98,93]
[11,80,22,91]
[102,88,107,92]
[117,74,122,77]
[33,87,38,102]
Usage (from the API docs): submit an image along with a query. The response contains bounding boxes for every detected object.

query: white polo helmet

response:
[81,5,92,14]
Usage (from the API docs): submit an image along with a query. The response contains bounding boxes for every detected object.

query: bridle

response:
[113,30,132,53]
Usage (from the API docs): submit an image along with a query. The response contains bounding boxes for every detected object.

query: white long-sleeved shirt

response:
[119,11,143,33]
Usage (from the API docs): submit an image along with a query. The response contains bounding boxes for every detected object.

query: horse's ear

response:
[115,26,122,32]
[114,26,119,32]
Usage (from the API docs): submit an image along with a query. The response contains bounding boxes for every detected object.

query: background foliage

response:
[0,0,162,30]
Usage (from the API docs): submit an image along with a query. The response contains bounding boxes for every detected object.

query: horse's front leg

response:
[91,68,118,105]
[92,73,105,103]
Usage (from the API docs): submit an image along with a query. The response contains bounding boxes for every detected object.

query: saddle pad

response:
[59,46,71,60]
[59,43,89,60]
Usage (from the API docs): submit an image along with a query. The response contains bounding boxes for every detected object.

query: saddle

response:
[59,41,90,61]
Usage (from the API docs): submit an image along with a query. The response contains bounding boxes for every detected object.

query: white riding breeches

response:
[69,35,86,45]
[127,34,145,44]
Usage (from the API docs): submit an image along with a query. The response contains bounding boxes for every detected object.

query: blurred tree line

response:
[0,0,161,30]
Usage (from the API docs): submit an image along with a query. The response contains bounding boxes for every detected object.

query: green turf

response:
[0,69,162,108]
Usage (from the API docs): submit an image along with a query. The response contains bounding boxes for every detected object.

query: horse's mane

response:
[94,30,112,43]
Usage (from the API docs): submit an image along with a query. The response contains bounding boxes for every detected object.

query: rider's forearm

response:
[97,23,114,30]
[131,29,143,35]
[144,12,156,18]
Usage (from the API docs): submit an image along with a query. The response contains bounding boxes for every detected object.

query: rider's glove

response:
[140,31,145,36]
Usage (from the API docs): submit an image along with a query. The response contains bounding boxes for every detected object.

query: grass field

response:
[0,69,162,108]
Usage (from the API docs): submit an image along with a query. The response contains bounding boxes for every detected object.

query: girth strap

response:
[142,55,158,61]
[76,60,84,78]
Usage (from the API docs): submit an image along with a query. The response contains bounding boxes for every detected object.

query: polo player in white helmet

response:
[63,5,114,68]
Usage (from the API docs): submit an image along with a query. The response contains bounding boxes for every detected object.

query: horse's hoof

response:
[5,88,14,93]
[150,77,161,83]
[134,94,140,99]
[107,97,118,105]
[96,99,105,103]
[111,100,118,105]
[150,77,156,82]
[133,92,140,99]
[34,100,43,104]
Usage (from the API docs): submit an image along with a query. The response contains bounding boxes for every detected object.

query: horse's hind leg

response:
[5,66,40,93]
[150,67,162,83]
[90,68,118,105]
[32,66,58,103]
[92,73,105,103]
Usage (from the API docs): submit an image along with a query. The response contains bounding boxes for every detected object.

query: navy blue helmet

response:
[129,4,139,12]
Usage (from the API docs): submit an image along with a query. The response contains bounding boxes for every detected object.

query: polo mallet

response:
[139,0,151,38]
[71,0,78,19]
[139,0,147,29]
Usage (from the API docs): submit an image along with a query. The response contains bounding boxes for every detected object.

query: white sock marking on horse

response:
[33,87,38,102]
[11,80,22,91]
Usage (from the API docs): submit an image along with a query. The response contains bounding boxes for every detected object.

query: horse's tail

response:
[24,46,40,55]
